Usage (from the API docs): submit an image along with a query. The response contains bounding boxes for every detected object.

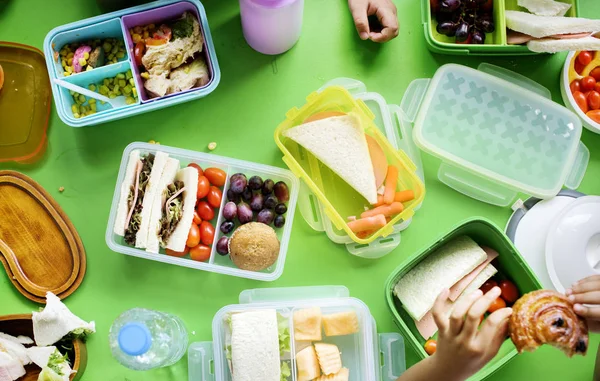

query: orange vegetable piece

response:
[383,165,398,204]
[0,64,3,91]
[366,135,388,188]
[394,190,415,203]
[348,214,386,234]
[587,110,600,124]
[360,202,404,219]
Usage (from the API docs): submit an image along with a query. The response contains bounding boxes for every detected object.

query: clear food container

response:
[188,286,406,381]
[105,142,299,281]
[43,0,220,127]
[296,78,425,259]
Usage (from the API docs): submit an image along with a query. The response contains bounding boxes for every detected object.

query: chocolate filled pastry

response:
[509,290,588,357]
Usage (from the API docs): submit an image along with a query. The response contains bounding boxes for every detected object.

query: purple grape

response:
[223,202,238,221]
[262,179,274,195]
[227,189,240,203]
[472,30,485,44]
[248,176,263,190]
[250,193,264,212]
[440,0,461,13]
[275,203,287,215]
[220,221,235,234]
[455,22,470,42]
[237,202,253,224]
[264,195,278,209]
[241,186,252,202]
[273,181,290,202]
[436,21,458,36]
[216,237,229,255]
[274,215,285,228]
[229,173,247,194]
[257,209,275,225]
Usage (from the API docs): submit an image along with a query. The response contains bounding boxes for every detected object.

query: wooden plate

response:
[0,314,87,381]
[0,171,86,303]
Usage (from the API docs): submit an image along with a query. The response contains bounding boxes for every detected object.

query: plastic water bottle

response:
[109,308,188,371]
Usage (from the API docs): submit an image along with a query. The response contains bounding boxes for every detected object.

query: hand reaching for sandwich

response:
[567,275,600,333]
[348,0,399,43]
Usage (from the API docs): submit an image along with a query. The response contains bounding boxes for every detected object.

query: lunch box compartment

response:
[422,0,579,55]
[384,218,542,381]
[105,142,298,282]
[189,286,406,381]
[121,1,216,103]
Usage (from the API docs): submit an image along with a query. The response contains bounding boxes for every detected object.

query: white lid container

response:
[296,78,425,259]
[188,286,406,381]
[105,142,299,281]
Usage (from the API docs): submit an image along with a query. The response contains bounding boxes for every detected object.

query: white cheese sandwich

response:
[27,346,73,381]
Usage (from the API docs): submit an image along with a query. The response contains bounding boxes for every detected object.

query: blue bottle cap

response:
[118,322,152,356]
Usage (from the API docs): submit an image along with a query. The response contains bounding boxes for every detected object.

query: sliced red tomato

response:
[133,42,145,67]
[145,37,167,46]
[190,244,211,262]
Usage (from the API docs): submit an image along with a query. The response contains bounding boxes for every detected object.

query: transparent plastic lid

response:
[412,63,587,203]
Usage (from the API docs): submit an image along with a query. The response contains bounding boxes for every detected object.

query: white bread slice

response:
[231,310,281,381]
[135,151,169,249]
[165,167,199,252]
[0,352,26,381]
[283,114,378,205]
[527,35,600,53]
[114,150,141,236]
[518,0,571,17]
[146,157,180,254]
[394,236,487,321]
[505,11,600,38]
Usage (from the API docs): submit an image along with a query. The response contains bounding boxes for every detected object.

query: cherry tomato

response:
[488,297,507,313]
[424,339,437,356]
[0,64,3,91]
[200,221,215,246]
[188,163,204,177]
[196,200,215,221]
[193,210,202,225]
[570,80,581,94]
[575,61,585,75]
[580,76,597,92]
[480,279,498,294]
[498,280,519,303]
[591,67,600,81]
[203,168,227,187]
[578,51,593,66]
[166,246,189,257]
[133,42,145,67]
[595,82,600,93]
[207,186,223,208]
[588,91,600,110]
[190,244,211,262]
[197,176,210,199]
[573,91,589,113]
[587,110,600,124]
[186,224,201,248]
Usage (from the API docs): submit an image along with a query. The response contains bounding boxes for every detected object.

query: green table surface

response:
[2,0,600,380]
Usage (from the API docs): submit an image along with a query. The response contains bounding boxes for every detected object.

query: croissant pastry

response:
[509,290,588,357]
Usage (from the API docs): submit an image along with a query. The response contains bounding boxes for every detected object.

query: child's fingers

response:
[370,7,399,43]
[349,0,370,40]
[569,291,600,305]
[574,304,600,319]
[432,289,451,333]
[567,278,600,296]
[480,309,512,357]
[461,287,502,338]
[449,289,483,335]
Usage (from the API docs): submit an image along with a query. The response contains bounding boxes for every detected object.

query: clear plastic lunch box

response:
[43,0,220,127]
[105,142,299,282]
[274,86,426,247]
[295,78,425,259]
[188,286,406,381]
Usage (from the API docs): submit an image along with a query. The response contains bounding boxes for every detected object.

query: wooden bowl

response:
[0,314,87,380]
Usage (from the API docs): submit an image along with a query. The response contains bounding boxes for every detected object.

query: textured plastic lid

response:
[0,42,51,163]
[118,322,152,356]
[546,196,600,292]
[413,63,584,200]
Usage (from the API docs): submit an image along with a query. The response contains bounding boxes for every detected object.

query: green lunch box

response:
[422,0,579,55]
[384,217,542,380]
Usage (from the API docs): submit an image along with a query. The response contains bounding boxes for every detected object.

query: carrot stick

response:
[394,190,415,203]
[360,202,404,219]
[348,214,387,233]
[383,165,398,204]
[374,195,385,207]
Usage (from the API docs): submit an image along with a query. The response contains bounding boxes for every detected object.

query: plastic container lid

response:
[0,42,51,163]
[118,322,152,356]
[546,196,600,292]
[409,63,588,207]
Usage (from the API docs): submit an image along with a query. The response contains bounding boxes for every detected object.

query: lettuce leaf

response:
[48,349,68,376]
[281,361,291,381]
[277,314,290,355]
[38,367,64,381]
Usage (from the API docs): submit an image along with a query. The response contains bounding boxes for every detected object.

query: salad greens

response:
[171,12,195,40]
[47,350,68,376]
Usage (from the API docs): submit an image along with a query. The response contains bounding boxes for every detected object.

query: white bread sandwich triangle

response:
[135,151,168,248]
[528,35,600,53]
[518,0,571,17]
[283,113,378,205]
[0,352,25,381]
[26,346,73,381]
[164,167,199,252]
[114,150,141,236]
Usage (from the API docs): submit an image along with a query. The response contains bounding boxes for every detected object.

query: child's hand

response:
[567,275,600,333]
[348,0,399,43]
[431,287,512,381]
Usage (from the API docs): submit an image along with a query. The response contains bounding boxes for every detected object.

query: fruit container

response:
[274,86,426,247]
[403,63,588,207]
[560,50,600,134]
[422,0,579,55]
[188,286,406,381]
[385,217,542,381]
[43,0,220,127]
[105,142,299,282]
[295,78,425,259]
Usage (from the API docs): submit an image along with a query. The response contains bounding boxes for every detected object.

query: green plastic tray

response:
[384,217,542,380]
[422,0,579,55]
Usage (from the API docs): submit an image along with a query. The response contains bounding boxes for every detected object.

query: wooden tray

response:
[0,314,87,381]
[0,171,86,303]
